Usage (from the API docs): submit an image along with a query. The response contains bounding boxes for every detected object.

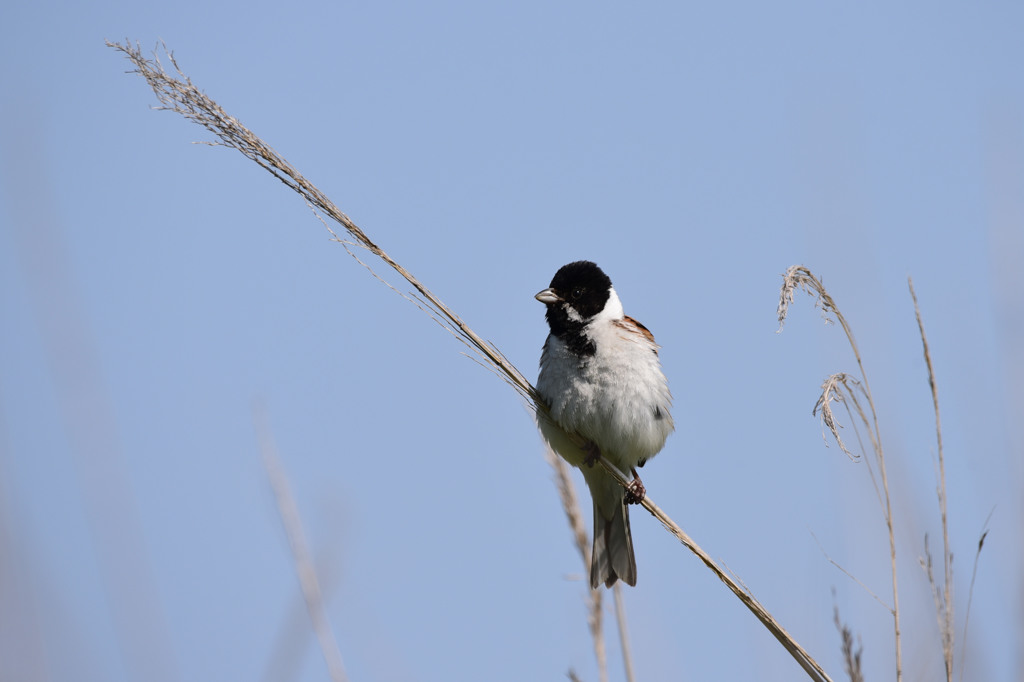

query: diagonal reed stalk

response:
[778,265,902,681]
[109,40,833,682]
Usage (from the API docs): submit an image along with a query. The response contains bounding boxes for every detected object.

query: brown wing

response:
[623,316,655,343]
[614,316,657,350]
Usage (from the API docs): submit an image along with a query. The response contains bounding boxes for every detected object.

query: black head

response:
[545,261,613,319]
[536,261,613,353]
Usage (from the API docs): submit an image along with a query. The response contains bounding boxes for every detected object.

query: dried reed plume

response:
[778,265,902,680]
[110,40,832,681]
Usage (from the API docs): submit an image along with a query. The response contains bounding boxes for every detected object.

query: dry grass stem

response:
[919,534,951,675]
[262,546,342,682]
[107,39,536,407]
[255,409,349,682]
[544,445,607,682]
[909,278,955,680]
[959,512,992,682]
[612,584,637,682]
[810,531,889,611]
[596,458,832,682]
[832,600,864,682]
[548,448,593,571]
[111,41,832,681]
[778,265,902,681]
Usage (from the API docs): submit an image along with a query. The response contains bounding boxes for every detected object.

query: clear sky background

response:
[1,2,1022,681]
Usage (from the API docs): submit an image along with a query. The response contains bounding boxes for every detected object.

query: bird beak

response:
[535,288,561,304]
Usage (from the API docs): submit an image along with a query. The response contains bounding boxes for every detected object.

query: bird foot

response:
[624,470,646,505]
[582,441,601,468]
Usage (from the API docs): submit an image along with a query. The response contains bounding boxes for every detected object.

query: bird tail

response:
[588,475,636,589]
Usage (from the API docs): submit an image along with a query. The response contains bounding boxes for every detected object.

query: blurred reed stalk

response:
[611,583,636,682]
[910,278,990,682]
[909,278,954,680]
[255,407,349,682]
[109,40,832,682]
[549,448,635,682]
[832,599,864,682]
[959,513,990,682]
[545,446,608,682]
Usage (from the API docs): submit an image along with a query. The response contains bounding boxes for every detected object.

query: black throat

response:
[545,305,596,357]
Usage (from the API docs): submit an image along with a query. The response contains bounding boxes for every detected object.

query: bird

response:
[535,260,674,588]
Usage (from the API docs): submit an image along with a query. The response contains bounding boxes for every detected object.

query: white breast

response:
[537,310,674,471]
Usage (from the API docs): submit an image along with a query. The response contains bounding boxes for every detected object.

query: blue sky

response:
[1,2,1022,680]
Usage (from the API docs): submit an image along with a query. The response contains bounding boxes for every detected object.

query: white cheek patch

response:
[593,288,625,323]
[564,304,584,323]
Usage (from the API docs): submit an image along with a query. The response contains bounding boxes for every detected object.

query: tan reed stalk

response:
[594,458,831,681]
[109,40,833,682]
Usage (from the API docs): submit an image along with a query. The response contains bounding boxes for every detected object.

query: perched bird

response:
[535,260,674,588]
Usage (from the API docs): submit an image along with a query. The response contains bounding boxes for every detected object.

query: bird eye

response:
[571,287,583,300]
